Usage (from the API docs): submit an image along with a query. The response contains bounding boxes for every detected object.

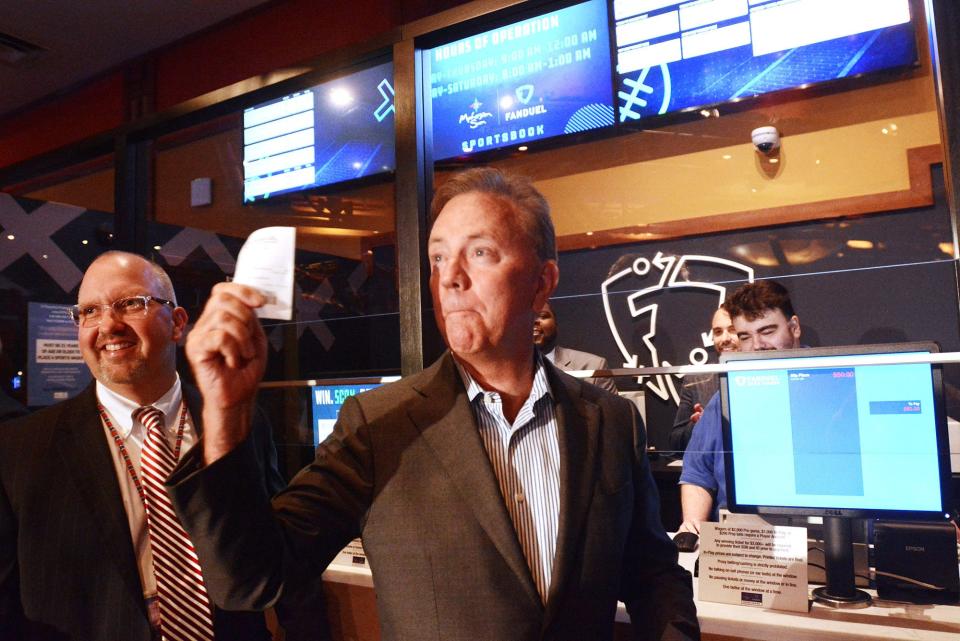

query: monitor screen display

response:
[721,344,950,519]
[613,0,917,123]
[311,383,381,445]
[243,61,395,202]
[428,0,615,160]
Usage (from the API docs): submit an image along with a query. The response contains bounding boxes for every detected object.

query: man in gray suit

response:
[171,168,699,640]
[534,301,617,393]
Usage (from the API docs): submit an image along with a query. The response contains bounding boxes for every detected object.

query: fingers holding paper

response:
[186,282,268,463]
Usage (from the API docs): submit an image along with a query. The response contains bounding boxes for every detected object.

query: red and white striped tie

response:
[137,405,216,641]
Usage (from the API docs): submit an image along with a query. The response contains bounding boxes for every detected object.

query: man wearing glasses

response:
[0,251,287,641]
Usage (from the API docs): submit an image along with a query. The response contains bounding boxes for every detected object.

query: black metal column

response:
[926,0,960,248]
[113,135,152,255]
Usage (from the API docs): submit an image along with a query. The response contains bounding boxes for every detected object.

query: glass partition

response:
[423,0,954,457]
[149,89,400,474]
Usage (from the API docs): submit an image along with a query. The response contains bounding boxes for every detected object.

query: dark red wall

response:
[0,0,469,170]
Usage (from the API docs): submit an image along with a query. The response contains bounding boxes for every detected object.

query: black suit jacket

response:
[171,353,699,640]
[0,382,283,641]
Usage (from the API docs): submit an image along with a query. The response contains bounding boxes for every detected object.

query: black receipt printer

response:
[874,521,959,604]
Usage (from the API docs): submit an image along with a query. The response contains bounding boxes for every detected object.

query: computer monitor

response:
[311,382,381,446]
[720,342,953,606]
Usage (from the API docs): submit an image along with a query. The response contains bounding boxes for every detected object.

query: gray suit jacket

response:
[171,353,698,640]
[0,383,282,641]
[551,345,618,393]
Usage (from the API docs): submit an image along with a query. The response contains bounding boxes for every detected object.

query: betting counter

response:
[319,549,960,641]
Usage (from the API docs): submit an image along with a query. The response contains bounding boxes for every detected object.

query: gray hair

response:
[430,167,557,263]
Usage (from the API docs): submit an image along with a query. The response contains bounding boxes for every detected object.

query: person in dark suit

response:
[669,306,740,453]
[534,301,618,393]
[171,168,700,640]
[0,251,285,641]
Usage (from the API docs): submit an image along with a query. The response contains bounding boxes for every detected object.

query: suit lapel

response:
[408,354,542,610]
[543,365,601,622]
[553,346,573,370]
[54,384,146,607]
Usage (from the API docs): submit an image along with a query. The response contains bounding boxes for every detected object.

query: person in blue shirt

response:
[678,280,802,534]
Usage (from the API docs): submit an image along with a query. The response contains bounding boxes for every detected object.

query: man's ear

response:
[533,260,559,312]
[789,315,801,341]
[171,307,189,342]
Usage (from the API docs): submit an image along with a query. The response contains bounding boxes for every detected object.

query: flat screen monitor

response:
[427,0,615,160]
[311,383,381,445]
[720,343,952,521]
[613,0,918,123]
[243,61,395,202]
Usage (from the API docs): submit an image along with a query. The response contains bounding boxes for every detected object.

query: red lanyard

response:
[98,402,188,506]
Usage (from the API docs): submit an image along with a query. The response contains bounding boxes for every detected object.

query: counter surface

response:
[323,546,960,641]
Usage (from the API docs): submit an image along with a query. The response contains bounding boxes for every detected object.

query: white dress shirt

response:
[455,354,560,603]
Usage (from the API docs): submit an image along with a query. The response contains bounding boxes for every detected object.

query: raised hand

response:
[690,403,704,425]
[185,282,267,464]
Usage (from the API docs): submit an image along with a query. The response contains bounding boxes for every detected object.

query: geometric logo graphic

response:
[374,79,395,122]
[618,63,672,122]
[0,194,86,292]
[516,84,535,105]
[601,251,754,404]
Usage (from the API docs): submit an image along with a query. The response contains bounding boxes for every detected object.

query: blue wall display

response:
[27,302,91,406]
[243,61,395,201]
[428,0,615,159]
[613,0,917,122]
[311,383,381,445]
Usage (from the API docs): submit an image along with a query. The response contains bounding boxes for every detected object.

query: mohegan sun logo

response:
[458,97,493,130]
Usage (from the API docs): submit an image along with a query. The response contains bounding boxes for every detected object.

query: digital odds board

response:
[243,62,396,202]
[613,0,917,122]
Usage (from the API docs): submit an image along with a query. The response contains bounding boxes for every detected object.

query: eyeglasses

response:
[71,295,174,327]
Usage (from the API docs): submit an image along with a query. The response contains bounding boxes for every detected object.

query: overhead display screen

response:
[243,62,396,202]
[428,0,615,160]
[613,0,917,122]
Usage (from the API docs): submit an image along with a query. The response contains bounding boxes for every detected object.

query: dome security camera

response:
[751,126,781,154]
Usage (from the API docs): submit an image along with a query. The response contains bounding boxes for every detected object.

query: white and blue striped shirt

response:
[455,355,560,604]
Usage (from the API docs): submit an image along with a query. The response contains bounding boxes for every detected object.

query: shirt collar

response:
[453,351,553,405]
[96,374,183,439]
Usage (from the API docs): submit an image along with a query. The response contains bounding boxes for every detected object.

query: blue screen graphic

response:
[243,62,395,201]
[428,0,615,160]
[613,0,917,122]
[311,383,380,445]
[726,354,943,513]
[787,368,863,496]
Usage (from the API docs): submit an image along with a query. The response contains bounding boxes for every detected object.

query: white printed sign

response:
[698,522,809,613]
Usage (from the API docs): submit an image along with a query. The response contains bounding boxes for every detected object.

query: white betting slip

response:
[232,226,296,320]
